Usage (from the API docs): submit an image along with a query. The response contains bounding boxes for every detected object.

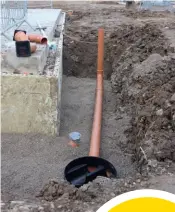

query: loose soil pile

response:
[109,23,175,170]
[120,9,172,19]
[2,168,175,212]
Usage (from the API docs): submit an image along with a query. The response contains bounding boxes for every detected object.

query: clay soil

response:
[1,2,175,212]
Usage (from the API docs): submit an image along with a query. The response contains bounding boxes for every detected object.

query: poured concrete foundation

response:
[1,9,65,135]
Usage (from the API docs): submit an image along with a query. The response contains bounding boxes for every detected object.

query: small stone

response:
[161,168,166,174]
[148,159,158,168]
[81,184,89,192]
[172,114,175,121]
[49,179,58,185]
[156,109,163,116]
[110,192,115,197]
[50,202,55,209]
[119,107,125,113]
[165,100,171,108]
[136,179,141,183]
[170,93,175,102]
[38,206,44,210]
[140,182,147,186]
[115,115,122,120]
[18,206,30,212]
[57,205,63,209]
[11,201,25,207]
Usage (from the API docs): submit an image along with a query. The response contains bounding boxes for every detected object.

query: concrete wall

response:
[1,11,65,136]
[1,75,59,135]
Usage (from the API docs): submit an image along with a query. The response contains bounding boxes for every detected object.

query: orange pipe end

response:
[89,28,104,158]
[28,34,47,44]
[14,31,28,41]
[68,140,79,148]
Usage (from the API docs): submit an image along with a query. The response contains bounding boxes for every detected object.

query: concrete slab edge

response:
[53,11,66,135]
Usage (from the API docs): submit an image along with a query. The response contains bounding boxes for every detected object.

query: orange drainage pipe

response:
[14,31,28,41]
[64,29,117,187]
[28,34,47,44]
[89,28,104,158]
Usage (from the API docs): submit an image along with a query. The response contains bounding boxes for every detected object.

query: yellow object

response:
[97,190,175,212]
[110,197,175,212]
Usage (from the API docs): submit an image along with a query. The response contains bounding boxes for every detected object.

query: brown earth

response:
[62,2,175,167]
[1,2,175,212]
[120,9,173,19]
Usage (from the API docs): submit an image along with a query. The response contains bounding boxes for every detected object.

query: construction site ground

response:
[1,2,175,212]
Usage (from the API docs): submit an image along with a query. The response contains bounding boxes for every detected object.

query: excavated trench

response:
[61,25,141,181]
[62,21,175,176]
[61,36,137,179]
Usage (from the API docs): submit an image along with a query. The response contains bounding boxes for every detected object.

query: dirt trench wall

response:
[1,75,60,135]
[109,23,175,163]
